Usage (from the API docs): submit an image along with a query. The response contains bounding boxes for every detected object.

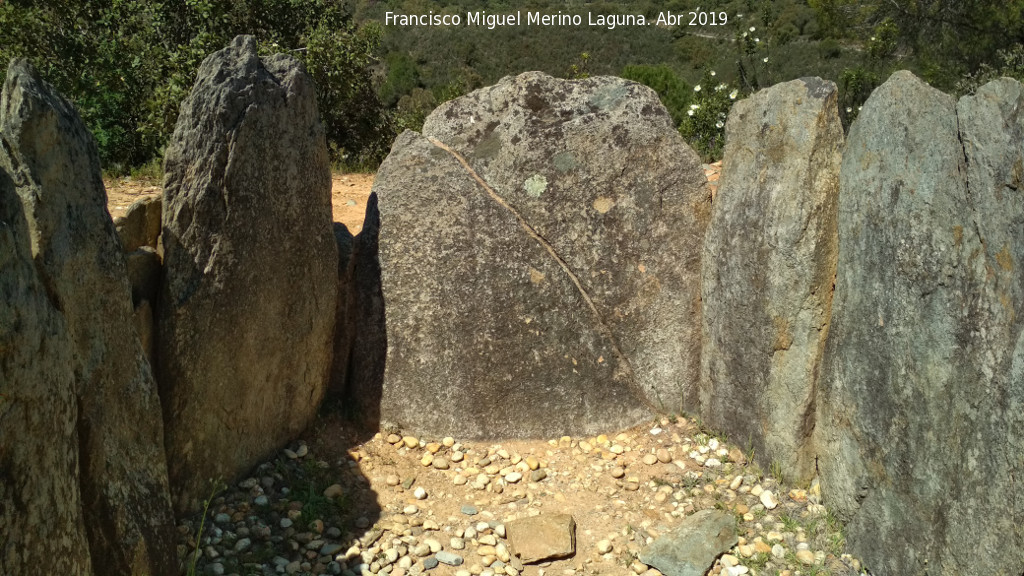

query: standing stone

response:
[115,195,162,253]
[701,78,842,483]
[373,72,710,438]
[159,36,337,512]
[0,162,91,575]
[638,510,737,576]
[0,59,175,576]
[819,71,1024,575]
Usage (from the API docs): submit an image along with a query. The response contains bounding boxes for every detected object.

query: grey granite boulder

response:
[158,36,337,513]
[373,72,710,438]
[818,71,1024,575]
[0,59,176,576]
[638,510,736,576]
[115,195,161,253]
[0,160,91,575]
[701,78,842,484]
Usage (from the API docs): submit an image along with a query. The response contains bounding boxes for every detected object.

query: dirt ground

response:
[104,172,376,232]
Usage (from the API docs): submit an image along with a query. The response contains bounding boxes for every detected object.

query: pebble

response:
[505,472,523,483]
[414,487,428,499]
[796,549,816,565]
[610,467,626,479]
[462,504,479,515]
[387,434,402,444]
[596,540,613,554]
[433,457,450,470]
[759,490,779,510]
[436,551,464,566]
[642,454,659,465]
[323,484,344,498]
[656,448,671,463]
[386,474,401,486]
[423,557,439,570]
[771,544,786,559]
[451,537,466,550]
[530,469,548,482]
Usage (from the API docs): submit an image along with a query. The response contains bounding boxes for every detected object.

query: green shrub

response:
[0,0,391,172]
[679,70,740,161]
[621,64,692,126]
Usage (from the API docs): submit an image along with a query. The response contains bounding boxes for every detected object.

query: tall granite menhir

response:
[1,60,176,576]
[701,78,842,484]
[159,36,337,513]
[0,162,91,575]
[373,72,710,438]
[818,71,1024,575]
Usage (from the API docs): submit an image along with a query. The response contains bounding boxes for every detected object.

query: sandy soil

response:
[104,172,376,232]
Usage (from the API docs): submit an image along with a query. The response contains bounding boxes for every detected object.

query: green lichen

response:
[524,174,548,198]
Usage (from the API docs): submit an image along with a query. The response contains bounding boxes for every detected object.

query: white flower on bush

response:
[687,109,695,116]
[694,85,701,92]
[715,121,724,128]
[710,70,716,76]
[729,89,738,100]
[749,26,755,32]
[763,57,769,63]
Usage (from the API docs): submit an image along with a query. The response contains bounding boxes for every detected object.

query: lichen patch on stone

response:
[524,174,548,197]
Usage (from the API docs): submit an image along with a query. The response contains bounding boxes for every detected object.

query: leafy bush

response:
[0,0,390,172]
[679,70,740,162]
[621,64,692,126]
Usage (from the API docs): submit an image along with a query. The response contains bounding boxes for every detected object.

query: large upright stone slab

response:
[0,60,175,576]
[373,72,710,438]
[701,78,842,483]
[159,36,337,512]
[819,71,1024,575]
[0,163,91,576]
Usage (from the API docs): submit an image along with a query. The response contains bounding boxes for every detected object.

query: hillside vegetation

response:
[2,0,1023,170]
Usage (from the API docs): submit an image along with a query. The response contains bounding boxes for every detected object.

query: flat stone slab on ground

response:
[639,509,737,576]
[505,513,576,563]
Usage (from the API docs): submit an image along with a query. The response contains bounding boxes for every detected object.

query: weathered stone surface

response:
[638,509,736,576]
[374,72,710,437]
[0,159,91,575]
[134,298,156,368]
[0,59,175,576]
[701,78,842,483]
[506,514,576,563]
[819,71,1024,575]
[159,36,337,512]
[115,195,161,252]
[125,247,161,308]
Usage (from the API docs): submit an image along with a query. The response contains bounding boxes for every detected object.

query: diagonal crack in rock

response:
[426,136,658,413]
